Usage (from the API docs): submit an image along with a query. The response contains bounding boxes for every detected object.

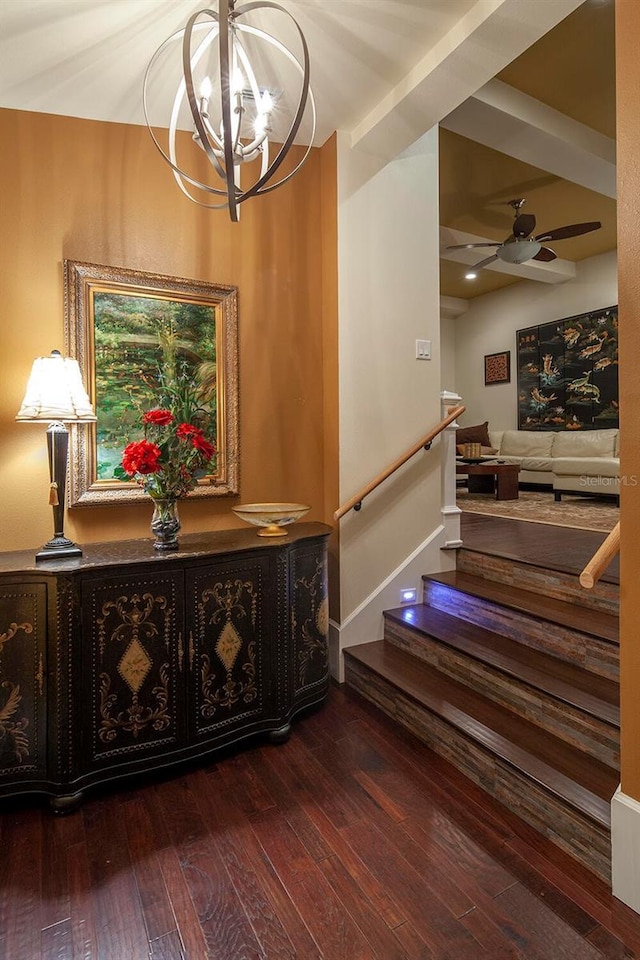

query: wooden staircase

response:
[344,539,620,883]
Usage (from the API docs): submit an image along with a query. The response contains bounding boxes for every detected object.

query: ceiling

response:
[0,0,477,145]
[439,0,617,301]
[0,0,616,303]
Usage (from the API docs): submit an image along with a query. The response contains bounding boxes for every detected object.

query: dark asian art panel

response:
[517,306,618,430]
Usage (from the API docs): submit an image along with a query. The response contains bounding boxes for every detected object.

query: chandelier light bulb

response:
[199,76,212,120]
[142,0,316,222]
[232,66,245,96]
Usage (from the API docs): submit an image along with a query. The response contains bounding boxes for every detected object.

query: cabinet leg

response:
[268,724,291,745]
[49,791,84,815]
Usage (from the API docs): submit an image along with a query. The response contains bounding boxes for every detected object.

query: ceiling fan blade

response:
[513,213,536,238]
[470,254,499,270]
[533,246,557,262]
[535,221,601,243]
[446,242,499,251]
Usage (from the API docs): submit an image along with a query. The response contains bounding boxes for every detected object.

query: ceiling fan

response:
[446,199,601,271]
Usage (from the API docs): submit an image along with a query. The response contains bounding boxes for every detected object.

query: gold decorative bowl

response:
[232,502,310,537]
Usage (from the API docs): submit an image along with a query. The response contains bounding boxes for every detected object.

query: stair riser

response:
[345,656,611,883]
[457,550,619,617]
[422,581,619,682]
[384,618,620,769]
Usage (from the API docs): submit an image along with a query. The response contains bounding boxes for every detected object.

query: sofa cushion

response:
[551,429,617,458]
[552,457,620,478]
[500,430,555,457]
[520,457,554,472]
[489,430,504,451]
[456,421,491,446]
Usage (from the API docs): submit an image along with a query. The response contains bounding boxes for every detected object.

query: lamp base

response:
[36,536,82,562]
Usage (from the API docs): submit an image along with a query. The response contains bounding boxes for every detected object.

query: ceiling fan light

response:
[498,239,542,265]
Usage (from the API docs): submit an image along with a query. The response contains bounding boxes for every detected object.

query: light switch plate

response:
[416,339,431,360]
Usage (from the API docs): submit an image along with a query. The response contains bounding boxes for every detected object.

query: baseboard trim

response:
[331,524,454,681]
[611,784,640,914]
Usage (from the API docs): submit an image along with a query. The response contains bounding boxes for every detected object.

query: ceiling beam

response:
[349,0,585,162]
[440,296,469,319]
[440,227,576,284]
[441,79,616,198]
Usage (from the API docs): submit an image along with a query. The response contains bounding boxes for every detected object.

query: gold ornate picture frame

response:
[64,260,239,507]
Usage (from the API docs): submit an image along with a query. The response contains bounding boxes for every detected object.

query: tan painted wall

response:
[0,108,337,552]
[616,0,640,801]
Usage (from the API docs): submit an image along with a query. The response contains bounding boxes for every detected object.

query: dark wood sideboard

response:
[0,522,331,811]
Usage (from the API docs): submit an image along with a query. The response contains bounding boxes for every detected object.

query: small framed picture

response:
[484,351,511,386]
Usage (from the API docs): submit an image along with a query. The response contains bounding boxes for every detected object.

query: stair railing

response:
[579,521,620,588]
[334,404,466,521]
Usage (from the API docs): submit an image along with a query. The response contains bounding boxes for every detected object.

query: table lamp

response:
[16,350,96,561]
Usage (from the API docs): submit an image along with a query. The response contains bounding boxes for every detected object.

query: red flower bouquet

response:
[119,400,216,500]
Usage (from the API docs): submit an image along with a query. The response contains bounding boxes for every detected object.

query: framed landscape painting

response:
[64,260,239,506]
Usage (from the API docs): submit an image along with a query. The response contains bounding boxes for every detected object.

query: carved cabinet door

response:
[0,581,47,782]
[80,569,185,772]
[291,539,330,705]
[185,554,274,745]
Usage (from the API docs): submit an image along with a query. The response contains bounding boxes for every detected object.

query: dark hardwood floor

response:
[3,685,639,960]
[460,513,620,584]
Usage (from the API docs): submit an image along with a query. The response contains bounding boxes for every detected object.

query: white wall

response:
[450,250,618,430]
[440,311,457,394]
[334,127,451,673]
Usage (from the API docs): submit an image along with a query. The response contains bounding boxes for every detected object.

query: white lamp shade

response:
[16,351,97,422]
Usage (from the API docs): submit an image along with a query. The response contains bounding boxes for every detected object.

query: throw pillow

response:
[456,421,491,446]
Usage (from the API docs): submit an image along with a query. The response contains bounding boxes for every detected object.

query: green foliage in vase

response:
[115,362,217,500]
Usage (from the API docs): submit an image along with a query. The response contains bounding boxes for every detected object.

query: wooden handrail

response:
[579,521,620,589]
[334,404,466,521]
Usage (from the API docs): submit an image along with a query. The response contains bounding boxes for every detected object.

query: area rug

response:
[457,489,619,533]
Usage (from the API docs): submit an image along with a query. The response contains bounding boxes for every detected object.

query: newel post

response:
[441,390,463,549]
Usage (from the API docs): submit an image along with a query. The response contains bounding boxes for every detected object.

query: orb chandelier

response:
[143,0,316,222]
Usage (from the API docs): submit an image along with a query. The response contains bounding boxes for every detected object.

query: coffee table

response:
[456,461,520,501]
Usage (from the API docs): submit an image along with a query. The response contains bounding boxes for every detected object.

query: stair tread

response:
[458,514,619,585]
[345,640,617,827]
[384,603,619,725]
[424,570,619,643]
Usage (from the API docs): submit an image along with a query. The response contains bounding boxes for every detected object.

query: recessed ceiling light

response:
[465,272,477,280]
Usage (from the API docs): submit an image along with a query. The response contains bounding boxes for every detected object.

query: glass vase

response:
[150,498,181,551]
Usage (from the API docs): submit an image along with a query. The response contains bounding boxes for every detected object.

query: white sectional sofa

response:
[487,428,619,499]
